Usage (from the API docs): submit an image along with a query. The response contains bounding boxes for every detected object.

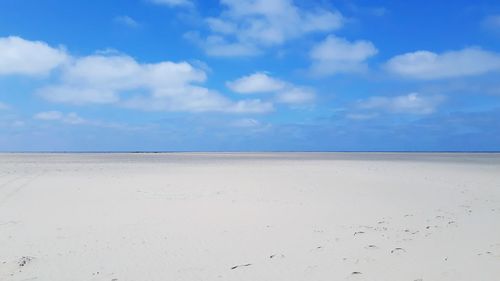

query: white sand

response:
[0,153,499,281]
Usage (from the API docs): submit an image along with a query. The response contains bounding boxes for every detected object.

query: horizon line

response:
[1,151,500,154]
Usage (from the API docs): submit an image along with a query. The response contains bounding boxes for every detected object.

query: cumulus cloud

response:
[226,72,315,104]
[0,36,272,114]
[309,35,378,76]
[188,0,343,56]
[34,111,86,124]
[226,99,274,113]
[226,72,286,93]
[121,92,273,113]
[20,42,273,113]
[385,47,500,80]
[0,36,68,76]
[357,93,444,115]
[148,0,193,7]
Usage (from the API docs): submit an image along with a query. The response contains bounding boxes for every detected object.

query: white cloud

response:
[59,54,206,92]
[34,111,86,124]
[121,89,273,113]
[189,0,343,56]
[226,72,315,104]
[38,87,119,104]
[309,35,378,76]
[0,36,68,76]
[61,113,86,125]
[226,99,274,113]
[357,93,444,115]
[148,0,193,7]
[35,52,272,113]
[226,72,286,93]
[34,111,63,120]
[114,16,140,28]
[32,111,144,130]
[385,47,500,80]
[1,36,276,114]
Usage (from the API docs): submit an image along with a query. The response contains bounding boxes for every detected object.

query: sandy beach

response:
[0,153,499,281]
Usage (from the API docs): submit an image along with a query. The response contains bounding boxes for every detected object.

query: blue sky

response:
[1,0,500,151]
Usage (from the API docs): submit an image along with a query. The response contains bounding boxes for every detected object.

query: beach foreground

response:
[0,153,499,281]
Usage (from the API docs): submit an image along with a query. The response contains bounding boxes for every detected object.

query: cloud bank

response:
[0,36,68,76]
[309,35,378,76]
[188,0,343,56]
[0,36,273,114]
[227,72,315,104]
[385,47,500,80]
[34,111,86,124]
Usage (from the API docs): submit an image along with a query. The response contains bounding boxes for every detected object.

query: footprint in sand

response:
[391,247,406,254]
[18,256,35,267]
[404,229,419,235]
[230,263,252,270]
[269,254,285,259]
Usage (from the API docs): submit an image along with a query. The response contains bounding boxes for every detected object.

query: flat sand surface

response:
[1,153,499,281]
